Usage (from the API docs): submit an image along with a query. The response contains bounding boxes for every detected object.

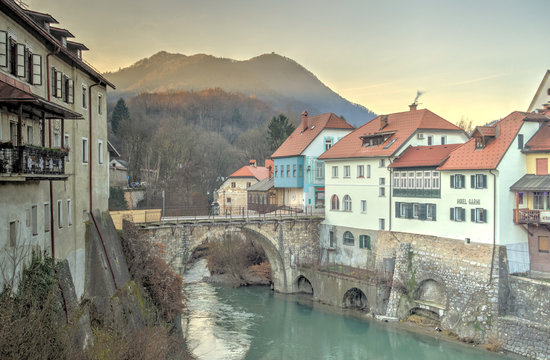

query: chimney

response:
[249,160,257,167]
[379,115,388,130]
[409,103,417,111]
[301,110,309,131]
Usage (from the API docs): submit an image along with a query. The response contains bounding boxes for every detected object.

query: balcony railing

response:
[393,188,441,198]
[0,143,67,179]
[513,209,540,224]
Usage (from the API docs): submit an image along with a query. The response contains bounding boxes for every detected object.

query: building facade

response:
[0,0,114,297]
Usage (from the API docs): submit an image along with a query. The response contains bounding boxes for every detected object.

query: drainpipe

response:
[488,169,497,284]
[46,46,60,259]
[388,157,393,231]
[88,82,118,290]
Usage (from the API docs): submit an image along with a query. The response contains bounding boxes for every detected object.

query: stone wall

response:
[493,317,550,359]
[507,276,550,323]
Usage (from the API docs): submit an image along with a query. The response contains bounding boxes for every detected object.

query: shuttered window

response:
[31,54,42,85]
[0,31,7,67]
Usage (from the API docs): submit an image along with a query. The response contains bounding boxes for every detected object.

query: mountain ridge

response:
[105,51,376,127]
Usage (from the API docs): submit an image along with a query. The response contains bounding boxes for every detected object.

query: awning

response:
[510,174,550,192]
[0,74,83,119]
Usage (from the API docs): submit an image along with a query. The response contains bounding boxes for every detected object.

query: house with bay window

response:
[271,111,354,211]
[510,120,550,272]
[0,1,114,297]
[319,104,468,267]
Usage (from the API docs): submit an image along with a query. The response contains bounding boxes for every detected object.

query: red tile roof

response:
[229,164,271,181]
[525,122,550,152]
[271,113,354,158]
[389,144,463,168]
[474,126,496,137]
[438,112,544,171]
[319,108,463,160]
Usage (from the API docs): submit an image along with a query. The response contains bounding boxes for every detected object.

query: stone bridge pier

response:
[135,217,323,293]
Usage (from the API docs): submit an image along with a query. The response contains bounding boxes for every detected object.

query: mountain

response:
[104,51,376,127]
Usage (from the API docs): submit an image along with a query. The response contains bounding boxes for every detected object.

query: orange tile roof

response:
[271,113,354,158]
[525,122,550,152]
[319,108,463,160]
[474,126,496,137]
[438,112,544,171]
[389,144,463,168]
[229,164,271,181]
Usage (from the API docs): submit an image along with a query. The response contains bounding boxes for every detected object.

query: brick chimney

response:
[249,159,257,167]
[409,103,417,111]
[379,115,388,130]
[301,110,309,131]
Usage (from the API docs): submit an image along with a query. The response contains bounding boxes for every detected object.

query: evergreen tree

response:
[267,114,295,152]
[110,98,130,134]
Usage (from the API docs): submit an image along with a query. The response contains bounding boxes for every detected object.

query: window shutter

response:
[68,79,74,104]
[395,202,401,218]
[419,204,427,220]
[482,175,487,189]
[407,203,413,219]
[432,204,437,221]
[471,208,476,222]
[450,175,455,188]
[51,67,56,97]
[61,75,67,101]
[56,70,62,98]
[15,43,25,77]
[0,31,7,67]
[32,54,41,85]
[471,175,476,188]
[365,235,371,250]
[481,209,487,223]
[461,208,466,221]
[450,207,454,221]
[359,235,364,249]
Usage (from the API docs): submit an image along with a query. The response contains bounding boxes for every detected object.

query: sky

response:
[24,0,550,125]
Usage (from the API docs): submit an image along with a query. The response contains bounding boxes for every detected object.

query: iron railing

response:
[0,144,67,177]
[160,205,320,222]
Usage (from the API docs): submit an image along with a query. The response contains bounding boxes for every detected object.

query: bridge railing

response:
[160,205,322,223]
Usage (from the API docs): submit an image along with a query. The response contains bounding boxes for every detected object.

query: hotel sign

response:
[457,199,480,205]
[541,211,550,224]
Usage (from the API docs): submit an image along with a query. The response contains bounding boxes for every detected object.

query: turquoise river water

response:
[183,260,518,360]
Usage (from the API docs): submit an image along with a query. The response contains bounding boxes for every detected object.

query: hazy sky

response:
[25,0,550,125]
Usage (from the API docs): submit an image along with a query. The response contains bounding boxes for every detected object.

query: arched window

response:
[343,231,354,246]
[343,195,352,211]
[331,195,339,210]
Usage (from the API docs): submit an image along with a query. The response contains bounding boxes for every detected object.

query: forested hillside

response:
[105,51,376,127]
[109,88,283,210]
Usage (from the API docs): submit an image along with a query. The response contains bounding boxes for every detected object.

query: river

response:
[183,259,517,360]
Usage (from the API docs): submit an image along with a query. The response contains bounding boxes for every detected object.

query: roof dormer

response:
[472,126,497,149]
[49,27,74,48]
[360,130,396,147]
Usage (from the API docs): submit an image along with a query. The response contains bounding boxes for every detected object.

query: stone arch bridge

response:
[134,216,323,293]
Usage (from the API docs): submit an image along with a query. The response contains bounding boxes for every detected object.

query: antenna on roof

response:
[409,90,424,111]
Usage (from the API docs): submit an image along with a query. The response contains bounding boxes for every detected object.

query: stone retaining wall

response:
[494,316,550,359]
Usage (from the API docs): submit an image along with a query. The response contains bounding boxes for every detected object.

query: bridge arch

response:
[343,287,368,311]
[295,275,314,295]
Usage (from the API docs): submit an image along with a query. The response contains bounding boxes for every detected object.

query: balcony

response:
[0,143,68,181]
[512,209,550,224]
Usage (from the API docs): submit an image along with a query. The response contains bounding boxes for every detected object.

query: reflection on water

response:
[183,260,515,360]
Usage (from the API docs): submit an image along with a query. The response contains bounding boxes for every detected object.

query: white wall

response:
[407,130,468,148]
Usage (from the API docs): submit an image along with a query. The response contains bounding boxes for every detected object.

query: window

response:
[53,131,60,147]
[379,159,385,168]
[379,177,385,185]
[441,136,447,145]
[393,172,400,188]
[450,207,466,222]
[360,200,367,213]
[330,195,339,210]
[274,165,278,177]
[518,192,524,205]
[231,182,236,188]
[357,165,364,178]
[534,192,545,210]
[343,231,354,246]
[0,31,7,67]
[539,236,549,253]
[427,136,433,146]
[286,165,290,177]
[98,139,104,164]
[82,85,87,108]
[31,205,38,235]
[325,138,333,150]
[82,138,88,163]
[31,54,42,85]
[67,199,72,226]
[432,172,440,189]
[408,172,415,188]
[415,172,423,189]
[379,218,385,230]
[52,68,62,98]
[9,221,16,247]
[400,171,407,188]
[98,94,103,115]
[64,134,70,162]
[246,182,251,188]
[536,158,549,175]
[299,164,303,177]
[315,162,324,179]
[226,197,231,203]
[423,171,431,189]
[427,204,436,220]
[280,166,284,178]
[359,235,371,250]
[471,174,487,189]
[413,203,420,218]
[383,139,397,149]
[10,121,17,143]
[65,78,74,103]
[379,186,385,197]
[329,231,335,248]
[293,164,296,177]
[26,126,33,145]
[15,43,25,77]
[366,165,371,178]
[343,165,350,178]
[57,200,63,228]
[517,134,524,149]
[471,208,487,223]
[450,174,465,189]
[44,203,50,232]
[332,166,338,178]
[343,195,352,211]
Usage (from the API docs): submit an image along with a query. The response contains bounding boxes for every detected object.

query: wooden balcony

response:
[0,143,68,181]
[513,209,540,224]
